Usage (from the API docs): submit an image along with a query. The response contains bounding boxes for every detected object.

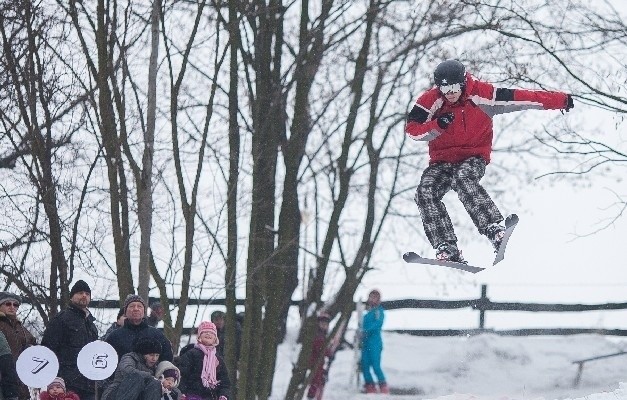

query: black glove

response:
[565,94,574,112]
[436,112,454,129]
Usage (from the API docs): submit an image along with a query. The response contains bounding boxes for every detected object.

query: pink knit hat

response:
[197,321,217,337]
[48,377,66,393]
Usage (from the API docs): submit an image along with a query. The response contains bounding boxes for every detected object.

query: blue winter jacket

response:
[362,305,384,352]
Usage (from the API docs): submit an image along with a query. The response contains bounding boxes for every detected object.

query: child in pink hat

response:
[178,321,231,400]
[39,377,80,400]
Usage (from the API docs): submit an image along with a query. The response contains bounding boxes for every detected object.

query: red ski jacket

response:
[405,73,569,164]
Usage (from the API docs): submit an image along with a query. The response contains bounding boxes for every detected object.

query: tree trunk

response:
[225,0,241,388]
[137,0,160,302]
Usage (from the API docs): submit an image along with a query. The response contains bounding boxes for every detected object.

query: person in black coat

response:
[105,294,173,362]
[0,331,20,400]
[178,321,230,400]
[41,280,99,400]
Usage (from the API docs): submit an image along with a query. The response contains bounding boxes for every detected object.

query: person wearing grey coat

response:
[101,337,163,400]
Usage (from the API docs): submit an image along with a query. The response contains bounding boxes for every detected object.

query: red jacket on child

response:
[39,391,81,400]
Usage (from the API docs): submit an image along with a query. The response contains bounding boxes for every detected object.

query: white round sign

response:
[16,345,59,388]
[77,340,118,380]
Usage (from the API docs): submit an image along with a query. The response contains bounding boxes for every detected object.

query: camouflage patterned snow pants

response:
[415,156,503,248]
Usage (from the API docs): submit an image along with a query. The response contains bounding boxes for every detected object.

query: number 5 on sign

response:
[16,346,59,388]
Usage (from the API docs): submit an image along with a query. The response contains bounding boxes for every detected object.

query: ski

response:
[492,214,519,266]
[403,251,485,273]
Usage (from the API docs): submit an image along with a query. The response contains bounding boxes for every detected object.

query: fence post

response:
[479,284,487,329]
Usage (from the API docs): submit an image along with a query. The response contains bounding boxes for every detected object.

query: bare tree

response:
[0,1,87,317]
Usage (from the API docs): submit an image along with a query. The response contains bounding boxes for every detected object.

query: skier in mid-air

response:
[405,59,573,264]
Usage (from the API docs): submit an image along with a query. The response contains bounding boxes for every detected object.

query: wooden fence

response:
[82,284,627,336]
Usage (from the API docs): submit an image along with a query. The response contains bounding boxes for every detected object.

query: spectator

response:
[179,321,230,400]
[105,294,173,362]
[0,331,20,400]
[102,308,125,341]
[0,292,36,400]
[306,313,334,400]
[361,289,388,394]
[155,361,183,400]
[210,310,241,362]
[39,377,80,400]
[210,311,225,357]
[101,337,163,400]
[147,302,165,328]
[41,280,98,400]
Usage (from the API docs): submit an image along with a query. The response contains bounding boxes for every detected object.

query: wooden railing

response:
[75,284,627,336]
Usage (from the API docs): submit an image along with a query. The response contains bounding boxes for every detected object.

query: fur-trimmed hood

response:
[155,360,180,387]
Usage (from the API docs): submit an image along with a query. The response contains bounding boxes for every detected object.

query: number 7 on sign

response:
[31,357,50,374]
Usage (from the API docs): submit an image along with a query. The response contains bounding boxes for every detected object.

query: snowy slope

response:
[272,332,627,400]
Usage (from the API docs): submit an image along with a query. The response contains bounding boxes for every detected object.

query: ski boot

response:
[379,383,390,394]
[486,222,506,252]
[435,242,467,264]
[364,383,378,394]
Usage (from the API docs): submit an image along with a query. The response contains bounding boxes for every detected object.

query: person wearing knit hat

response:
[101,337,163,400]
[0,292,22,307]
[39,377,80,400]
[69,280,91,298]
[0,291,37,399]
[41,280,98,400]
[133,336,162,357]
[155,361,183,400]
[123,294,147,313]
[104,293,173,364]
[178,321,230,400]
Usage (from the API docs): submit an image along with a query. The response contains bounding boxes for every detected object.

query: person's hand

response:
[565,94,574,112]
[436,113,454,129]
[218,396,228,400]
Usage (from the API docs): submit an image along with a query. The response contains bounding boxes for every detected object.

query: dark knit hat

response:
[69,280,91,297]
[124,294,147,312]
[133,336,162,355]
[0,292,22,306]
[163,368,179,380]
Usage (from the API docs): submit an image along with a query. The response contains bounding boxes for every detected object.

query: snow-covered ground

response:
[273,331,627,400]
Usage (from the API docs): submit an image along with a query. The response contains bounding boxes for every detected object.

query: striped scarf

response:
[194,343,219,388]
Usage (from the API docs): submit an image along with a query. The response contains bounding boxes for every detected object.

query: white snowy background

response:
[273,330,627,400]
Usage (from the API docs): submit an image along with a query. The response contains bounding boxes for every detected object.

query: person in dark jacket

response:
[147,302,165,328]
[41,280,98,400]
[0,292,37,400]
[101,337,162,400]
[101,308,125,341]
[0,331,20,400]
[105,294,173,362]
[179,321,230,400]
[210,310,241,363]
[405,59,573,263]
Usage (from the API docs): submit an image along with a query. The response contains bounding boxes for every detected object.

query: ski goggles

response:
[438,83,463,94]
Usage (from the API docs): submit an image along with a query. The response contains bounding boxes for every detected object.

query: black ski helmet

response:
[433,59,466,87]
